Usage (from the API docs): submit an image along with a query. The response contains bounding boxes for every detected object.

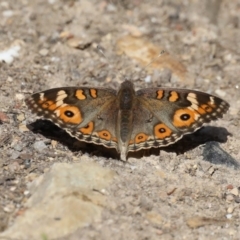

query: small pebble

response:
[19,153,32,160]
[39,48,49,56]
[67,37,82,48]
[24,190,30,196]
[133,206,141,215]
[226,214,232,219]
[7,76,13,82]
[226,194,234,203]
[51,140,57,148]
[227,206,234,214]
[10,186,16,191]
[24,159,31,169]
[13,144,23,152]
[215,89,226,98]
[3,204,15,213]
[106,3,117,12]
[17,113,25,121]
[208,166,215,175]
[43,65,50,70]
[15,93,24,100]
[67,38,91,49]
[0,44,21,64]
[139,196,153,211]
[0,112,10,123]
[11,151,20,160]
[59,31,73,39]
[8,161,20,172]
[3,10,14,17]
[234,197,240,203]
[33,141,47,152]
[19,123,29,132]
[230,187,239,196]
[51,56,60,62]
[144,75,152,83]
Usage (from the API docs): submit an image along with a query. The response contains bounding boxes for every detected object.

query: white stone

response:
[0,44,21,64]
[215,89,226,98]
[33,141,47,152]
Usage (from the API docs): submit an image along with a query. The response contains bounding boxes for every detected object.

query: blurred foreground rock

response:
[0,161,115,240]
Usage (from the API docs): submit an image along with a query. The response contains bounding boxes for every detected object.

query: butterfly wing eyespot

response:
[79,122,94,134]
[97,130,112,141]
[154,123,172,139]
[135,133,149,143]
[172,108,198,128]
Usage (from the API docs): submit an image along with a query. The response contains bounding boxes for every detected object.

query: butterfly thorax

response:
[117,81,135,160]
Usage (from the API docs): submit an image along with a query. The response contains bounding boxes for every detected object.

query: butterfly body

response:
[26,80,229,160]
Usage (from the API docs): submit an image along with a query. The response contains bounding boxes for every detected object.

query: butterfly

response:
[26,80,229,161]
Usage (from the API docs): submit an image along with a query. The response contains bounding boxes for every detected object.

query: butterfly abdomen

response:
[116,81,135,143]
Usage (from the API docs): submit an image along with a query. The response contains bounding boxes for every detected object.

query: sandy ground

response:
[0,0,240,239]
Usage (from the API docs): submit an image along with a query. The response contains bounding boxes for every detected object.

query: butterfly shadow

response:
[128,126,236,168]
[27,120,120,159]
[28,120,235,167]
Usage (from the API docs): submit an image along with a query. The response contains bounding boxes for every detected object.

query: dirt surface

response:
[0,0,240,239]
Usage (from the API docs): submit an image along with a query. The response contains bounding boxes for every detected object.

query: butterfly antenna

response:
[137,50,166,83]
[143,50,166,71]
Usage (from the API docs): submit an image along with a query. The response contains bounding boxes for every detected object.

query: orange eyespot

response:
[57,105,82,124]
[79,122,94,134]
[173,108,196,127]
[97,130,111,140]
[154,123,172,139]
[135,133,148,143]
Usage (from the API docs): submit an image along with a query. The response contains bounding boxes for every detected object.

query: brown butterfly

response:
[26,80,229,160]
